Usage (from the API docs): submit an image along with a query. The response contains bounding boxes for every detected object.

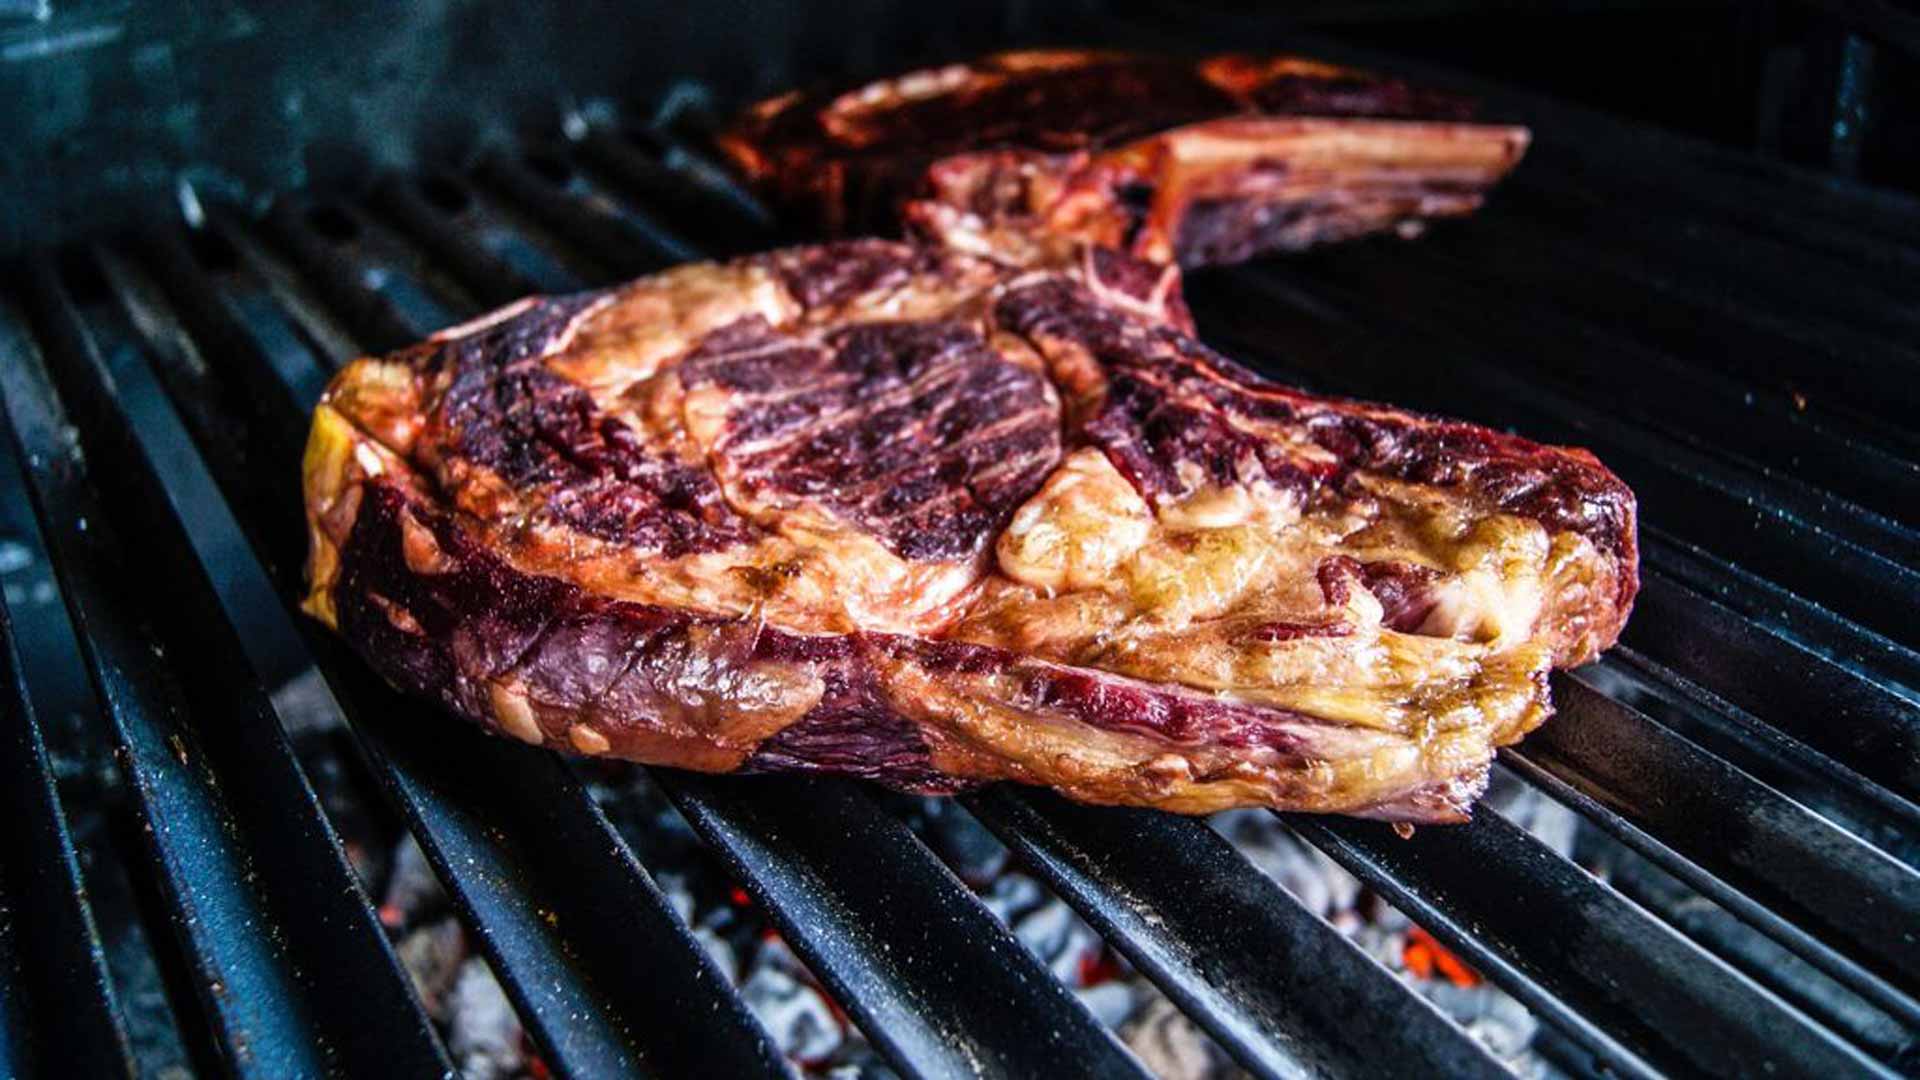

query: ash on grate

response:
[1210,772,1581,1078]
[380,765,1584,1079]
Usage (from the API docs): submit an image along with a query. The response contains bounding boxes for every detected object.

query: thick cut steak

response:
[716,50,1530,268]
[304,241,1635,820]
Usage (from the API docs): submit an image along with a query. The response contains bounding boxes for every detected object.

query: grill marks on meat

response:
[716,50,1531,269]
[422,293,755,557]
[682,315,1061,562]
[304,241,1638,820]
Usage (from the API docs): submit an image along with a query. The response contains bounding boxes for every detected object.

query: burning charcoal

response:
[395,916,466,1022]
[1210,810,1360,918]
[446,958,527,1080]
[1119,998,1232,1080]
[739,962,843,1062]
[380,833,447,930]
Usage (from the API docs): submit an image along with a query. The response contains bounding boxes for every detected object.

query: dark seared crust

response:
[681,315,1061,562]
[716,50,1529,267]
[305,240,1638,820]
[421,291,757,557]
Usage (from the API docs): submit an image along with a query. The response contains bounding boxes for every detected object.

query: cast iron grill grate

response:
[2,37,1918,1080]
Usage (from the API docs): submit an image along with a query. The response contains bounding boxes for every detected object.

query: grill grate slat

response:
[0,598,134,1078]
[1249,238,1920,521]
[1511,675,1920,1017]
[107,231,799,1080]
[0,271,454,1077]
[1637,531,1920,699]
[1617,577,1920,805]
[666,775,1152,1080]
[1289,810,1897,1078]
[963,788,1509,1080]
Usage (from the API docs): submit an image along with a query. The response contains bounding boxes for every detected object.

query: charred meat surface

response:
[716,51,1531,268]
[304,241,1635,820]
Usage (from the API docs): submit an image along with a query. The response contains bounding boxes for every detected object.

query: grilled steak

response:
[303,240,1636,820]
[716,50,1530,269]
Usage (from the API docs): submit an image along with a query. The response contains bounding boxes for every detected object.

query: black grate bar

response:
[1510,674,1920,1018]
[1582,650,1919,869]
[476,150,699,276]
[367,174,549,307]
[1262,237,1920,517]
[664,774,1151,1080]
[0,598,134,1079]
[1288,811,1895,1078]
[108,233,797,1080]
[1638,530,1920,702]
[963,787,1508,1080]
[1363,218,1920,468]
[1456,207,1920,372]
[1495,170,1920,334]
[0,275,453,1077]
[1372,213,1920,433]
[1507,146,1920,281]
[575,128,778,254]
[1620,567,1920,806]
[1188,276,1920,649]
[261,199,464,356]
[1206,262,1920,572]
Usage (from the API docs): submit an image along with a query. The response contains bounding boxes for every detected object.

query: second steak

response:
[716,50,1531,268]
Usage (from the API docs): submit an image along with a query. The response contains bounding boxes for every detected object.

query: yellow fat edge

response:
[300,402,358,629]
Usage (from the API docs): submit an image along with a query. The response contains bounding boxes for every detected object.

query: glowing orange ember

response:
[1402,926,1482,988]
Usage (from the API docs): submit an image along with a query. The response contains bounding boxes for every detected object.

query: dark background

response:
[1,0,1914,255]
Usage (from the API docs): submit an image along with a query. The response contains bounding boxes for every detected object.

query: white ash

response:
[447,958,527,1080]
[1205,785,1580,1079]
[740,961,844,1063]
[266,665,344,737]
[1005,884,1107,984]
[1209,809,1360,918]
[396,916,467,1021]
[1122,998,1239,1080]
[1076,982,1141,1029]
[381,833,448,930]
